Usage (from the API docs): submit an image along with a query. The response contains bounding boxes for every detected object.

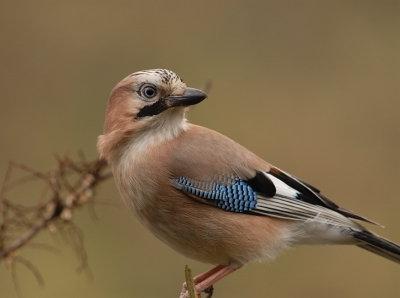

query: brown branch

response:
[0,155,112,292]
[0,216,50,259]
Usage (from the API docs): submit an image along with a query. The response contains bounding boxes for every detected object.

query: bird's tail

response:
[350,229,400,264]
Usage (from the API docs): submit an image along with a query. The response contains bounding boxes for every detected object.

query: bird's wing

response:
[170,125,378,228]
[172,165,379,228]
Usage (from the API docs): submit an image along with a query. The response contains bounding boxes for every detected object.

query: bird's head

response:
[97,69,207,161]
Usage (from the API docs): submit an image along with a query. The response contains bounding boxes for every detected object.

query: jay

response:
[98,69,400,297]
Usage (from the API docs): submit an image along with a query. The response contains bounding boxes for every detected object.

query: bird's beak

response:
[164,87,207,108]
[136,87,207,118]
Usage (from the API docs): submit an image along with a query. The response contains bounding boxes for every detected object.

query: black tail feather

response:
[351,230,400,264]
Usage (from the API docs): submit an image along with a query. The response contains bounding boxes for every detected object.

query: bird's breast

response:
[110,126,295,267]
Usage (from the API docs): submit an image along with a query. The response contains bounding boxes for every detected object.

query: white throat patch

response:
[128,108,189,154]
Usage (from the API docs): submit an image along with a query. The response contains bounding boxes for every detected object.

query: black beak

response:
[136,87,207,118]
[164,87,207,108]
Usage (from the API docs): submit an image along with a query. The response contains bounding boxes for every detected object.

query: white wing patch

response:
[264,172,300,199]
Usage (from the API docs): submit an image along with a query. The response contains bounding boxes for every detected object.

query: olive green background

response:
[1,1,399,297]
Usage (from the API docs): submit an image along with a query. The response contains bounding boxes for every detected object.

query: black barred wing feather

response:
[173,176,258,212]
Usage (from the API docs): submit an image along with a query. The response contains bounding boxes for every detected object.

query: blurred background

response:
[1,1,399,297]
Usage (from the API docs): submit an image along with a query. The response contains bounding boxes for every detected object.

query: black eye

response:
[141,85,158,99]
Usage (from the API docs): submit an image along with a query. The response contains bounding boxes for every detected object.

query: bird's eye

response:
[141,85,158,99]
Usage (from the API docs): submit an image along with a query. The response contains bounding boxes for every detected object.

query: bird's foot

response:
[179,265,235,298]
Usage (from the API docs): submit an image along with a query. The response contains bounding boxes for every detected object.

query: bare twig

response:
[0,155,112,295]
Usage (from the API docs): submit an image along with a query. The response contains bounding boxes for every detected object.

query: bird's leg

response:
[180,265,236,298]
[193,265,226,284]
[180,265,224,296]
[195,266,236,294]
[180,266,222,298]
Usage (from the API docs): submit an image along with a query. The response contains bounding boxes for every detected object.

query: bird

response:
[97,69,400,297]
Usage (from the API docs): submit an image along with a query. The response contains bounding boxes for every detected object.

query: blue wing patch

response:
[174,177,258,212]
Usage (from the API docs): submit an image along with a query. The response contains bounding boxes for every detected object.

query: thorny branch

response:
[0,154,112,294]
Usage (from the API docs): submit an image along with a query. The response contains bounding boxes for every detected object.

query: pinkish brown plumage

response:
[98,69,400,297]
